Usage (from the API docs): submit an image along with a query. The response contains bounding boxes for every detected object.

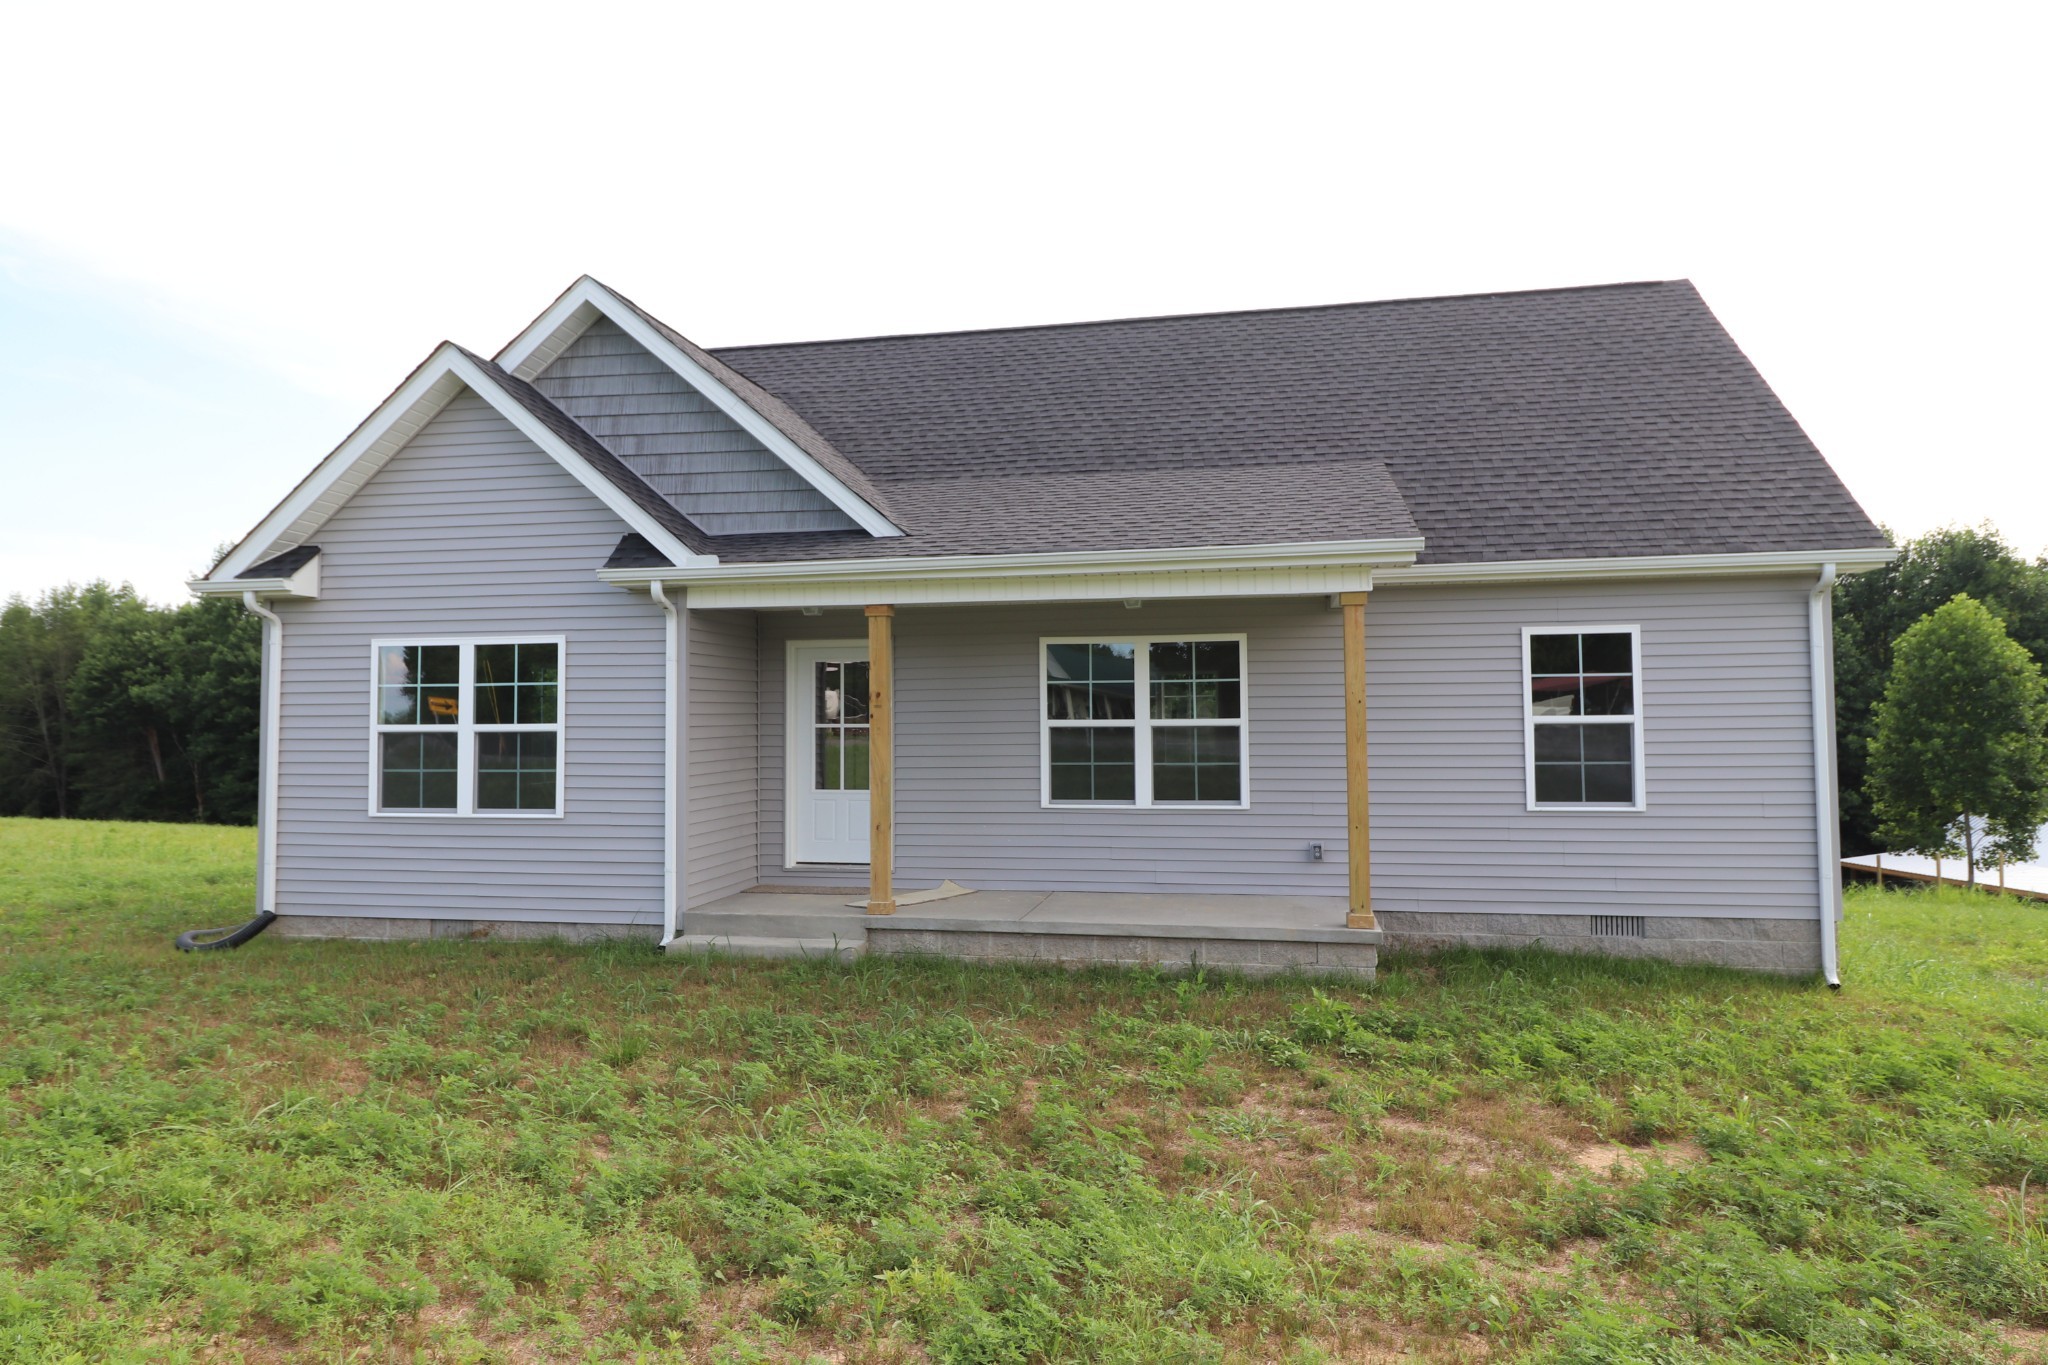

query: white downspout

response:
[242,591,283,918]
[650,582,680,947]
[1808,564,1841,988]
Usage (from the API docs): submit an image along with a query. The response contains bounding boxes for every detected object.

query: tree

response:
[1834,525,2048,854]
[1866,593,2048,883]
[69,595,262,824]
[0,583,138,818]
[0,582,260,824]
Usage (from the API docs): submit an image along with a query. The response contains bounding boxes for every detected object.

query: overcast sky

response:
[2,3,2041,605]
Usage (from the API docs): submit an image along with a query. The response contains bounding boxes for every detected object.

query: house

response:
[190,277,1893,979]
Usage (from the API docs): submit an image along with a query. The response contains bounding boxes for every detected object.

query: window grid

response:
[1041,635,1250,808]
[1522,626,1643,811]
[370,637,565,818]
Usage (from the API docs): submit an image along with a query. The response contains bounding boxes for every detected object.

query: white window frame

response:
[1521,624,1646,813]
[367,635,568,819]
[1039,634,1252,810]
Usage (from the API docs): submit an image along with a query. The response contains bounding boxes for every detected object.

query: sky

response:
[1,2,2042,606]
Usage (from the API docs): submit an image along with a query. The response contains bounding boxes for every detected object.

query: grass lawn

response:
[5,821,2048,1363]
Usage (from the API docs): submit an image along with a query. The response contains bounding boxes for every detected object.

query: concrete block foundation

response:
[269,915,660,944]
[1374,911,1823,975]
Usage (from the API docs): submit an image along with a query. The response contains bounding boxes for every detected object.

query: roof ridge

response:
[710,279,1687,355]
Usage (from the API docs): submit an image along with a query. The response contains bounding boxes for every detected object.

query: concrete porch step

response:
[666,934,863,961]
[684,910,872,941]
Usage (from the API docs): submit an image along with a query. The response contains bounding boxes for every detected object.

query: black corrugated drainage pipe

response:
[176,912,278,952]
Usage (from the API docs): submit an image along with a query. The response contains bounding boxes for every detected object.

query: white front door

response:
[788,641,872,864]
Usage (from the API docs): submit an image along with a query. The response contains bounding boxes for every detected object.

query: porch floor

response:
[678,887,1381,975]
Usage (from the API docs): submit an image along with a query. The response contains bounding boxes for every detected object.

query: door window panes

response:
[814,661,872,791]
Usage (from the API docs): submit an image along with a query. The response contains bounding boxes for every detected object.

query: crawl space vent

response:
[1590,915,1647,939]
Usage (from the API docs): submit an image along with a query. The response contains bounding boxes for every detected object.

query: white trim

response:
[1038,634,1251,811]
[495,277,902,538]
[650,584,681,946]
[367,635,568,820]
[606,537,1422,588]
[599,544,1899,609]
[600,538,1423,608]
[196,345,707,587]
[783,638,870,868]
[193,553,320,600]
[1808,564,1842,986]
[1520,625,1647,813]
[1378,546,1895,587]
[242,592,283,916]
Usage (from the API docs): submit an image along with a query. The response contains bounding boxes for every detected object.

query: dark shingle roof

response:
[238,544,321,579]
[693,280,1883,565]
[701,458,1418,562]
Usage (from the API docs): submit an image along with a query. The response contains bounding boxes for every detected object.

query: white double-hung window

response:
[1041,635,1249,807]
[1522,626,1644,810]
[371,637,565,816]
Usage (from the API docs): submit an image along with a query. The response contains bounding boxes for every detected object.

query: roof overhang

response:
[190,548,322,601]
[598,537,1427,608]
[495,276,903,539]
[1373,546,1897,587]
[196,343,713,590]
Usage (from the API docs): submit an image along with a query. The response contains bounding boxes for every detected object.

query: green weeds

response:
[4,817,2048,1360]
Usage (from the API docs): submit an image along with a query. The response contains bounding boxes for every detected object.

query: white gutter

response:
[1376,546,1897,586]
[1808,563,1842,988]
[598,536,1427,591]
[650,582,681,947]
[242,591,284,919]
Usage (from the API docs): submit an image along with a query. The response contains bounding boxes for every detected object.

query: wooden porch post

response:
[866,605,896,916]
[1340,591,1374,929]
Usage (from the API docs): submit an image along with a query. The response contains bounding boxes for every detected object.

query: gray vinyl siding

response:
[269,389,667,925]
[760,599,1350,895]
[532,319,858,535]
[1365,576,1821,919]
[687,608,760,905]
[756,581,1823,917]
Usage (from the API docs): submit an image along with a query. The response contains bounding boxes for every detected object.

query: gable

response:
[197,344,707,587]
[318,387,638,557]
[533,319,858,535]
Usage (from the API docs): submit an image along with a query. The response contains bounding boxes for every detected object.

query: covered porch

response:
[599,537,1424,977]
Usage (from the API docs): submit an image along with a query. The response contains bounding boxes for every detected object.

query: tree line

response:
[1834,525,2048,867]
[2,524,2045,842]
[0,584,260,824]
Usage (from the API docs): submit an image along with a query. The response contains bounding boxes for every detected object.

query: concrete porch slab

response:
[681,887,1381,975]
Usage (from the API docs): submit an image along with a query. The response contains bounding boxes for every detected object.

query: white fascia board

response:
[600,536,1425,588]
[1373,546,1897,587]
[495,277,903,539]
[194,345,707,590]
[205,360,467,582]
[188,552,320,600]
[597,537,1425,608]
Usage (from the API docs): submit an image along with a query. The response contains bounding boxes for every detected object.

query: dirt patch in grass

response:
[1566,1137,1704,1179]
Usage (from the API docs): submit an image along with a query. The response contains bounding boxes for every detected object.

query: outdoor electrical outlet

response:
[1309,842,1324,861]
